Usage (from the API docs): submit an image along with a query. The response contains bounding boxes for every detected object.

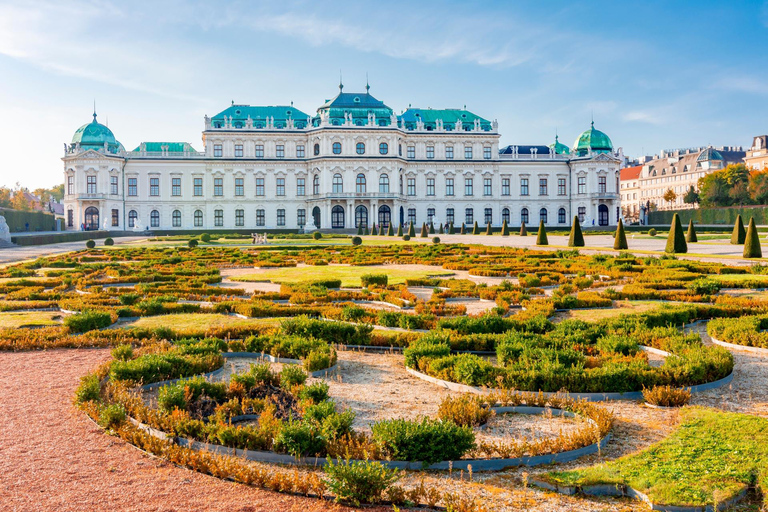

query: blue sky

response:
[2,0,768,189]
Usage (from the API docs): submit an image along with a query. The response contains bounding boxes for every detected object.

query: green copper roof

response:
[71,113,122,152]
[399,108,492,131]
[572,122,613,156]
[212,105,311,129]
[549,134,571,155]
[314,86,395,127]
[132,142,198,153]
[697,147,723,162]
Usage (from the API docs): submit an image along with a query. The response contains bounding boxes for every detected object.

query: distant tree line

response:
[686,164,768,208]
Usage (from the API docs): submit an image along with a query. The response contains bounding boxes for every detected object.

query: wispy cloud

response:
[712,75,768,95]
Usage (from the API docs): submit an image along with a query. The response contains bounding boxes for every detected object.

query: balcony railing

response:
[307,192,405,200]
[76,193,106,200]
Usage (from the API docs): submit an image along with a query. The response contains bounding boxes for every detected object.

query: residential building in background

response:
[744,135,768,170]
[619,165,641,223]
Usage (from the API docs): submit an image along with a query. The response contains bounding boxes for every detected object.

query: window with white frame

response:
[445,177,454,196]
[502,178,510,196]
[256,177,265,196]
[426,146,434,159]
[427,208,435,222]
[578,177,586,194]
[214,144,222,157]
[539,178,548,196]
[172,177,181,196]
[407,178,416,196]
[313,175,320,195]
[194,178,203,196]
[484,178,492,196]
[150,177,159,197]
[297,178,305,196]
[558,208,566,224]
[356,142,365,155]
[150,210,160,227]
[465,208,474,224]
[129,210,138,227]
[502,208,510,224]
[484,208,492,225]
[235,177,244,196]
[172,210,181,227]
[276,177,285,196]
[379,174,389,193]
[68,175,74,195]
[235,144,243,157]
[277,209,285,226]
[379,142,388,155]
[407,208,416,225]
[521,178,529,196]
[214,209,223,227]
[255,144,264,158]
[464,177,473,196]
[333,174,343,193]
[235,209,244,226]
[484,147,492,160]
[256,209,265,226]
[521,208,529,225]
[558,178,566,195]
[86,176,96,194]
[356,174,366,194]
[332,142,342,154]
[111,209,119,227]
[110,176,118,195]
[128,177,137,196]
[464,146,473,159]
[599,176,607,193]
[407,146,415,159]
[446,146,454,159]
[426,178,435,196]
[214,178,223,196]
[297,209,306,226]
[578,206,586,223]
[194,210,203,227]
[539,208,547,224]
[296,145,305,158]
[276,145,285,158]
[446,208,454,224]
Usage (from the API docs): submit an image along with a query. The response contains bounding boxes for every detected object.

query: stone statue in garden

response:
[0,215,10,241]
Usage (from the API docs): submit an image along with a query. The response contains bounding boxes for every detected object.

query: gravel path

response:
[0,348,369,512]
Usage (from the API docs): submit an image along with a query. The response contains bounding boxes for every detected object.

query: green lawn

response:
[231,264,454,287]
[119,313,280,336]
[544,408,768,508]
[710,273,768,283]
[554,300,679,322]
[0,311,63,328]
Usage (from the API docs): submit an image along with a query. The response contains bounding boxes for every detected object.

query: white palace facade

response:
[63,85,622,232]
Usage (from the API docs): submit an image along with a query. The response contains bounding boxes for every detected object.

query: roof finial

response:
[339,70,343,92]
[93,100,97,122]
[591,110,594,128]
[365,72,370,93]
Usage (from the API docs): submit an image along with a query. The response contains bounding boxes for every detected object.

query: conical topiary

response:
[357,225,363,236]
[743,217,762,258]
[501,219,509,236]
[449,223,455,234]
[686,220,698,243]
[365,226,370,235]
[420,223,428,238]
[536,220,548,246]
[568,216,584,247]
[665,213,687,254]
[438,223,444,234]
[429,222,435,234]
[460,223,466,235]
[396,223,403,237]
[387,223,394,236]
[519,222,527,236]
[731,215,746,245]
[408,222,415,237]
[485,223,492,235]
[614,218,628,250]
[472,221,479,235]
[371,223,378,236]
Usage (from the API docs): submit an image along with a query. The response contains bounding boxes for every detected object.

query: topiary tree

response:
[438,223,444,234]
[429,222,435,234]
[104,237,114,246]
[364,226,370,235]
[351,236,362,246]
[485,223,492,235]
[743,217,762,258]
[371,223,378,236]
[313,232,322,240]
[200,233,211,243]
[408,222,416,238]
[501,219,509,236]
[472,221,479,235]
[396,223,403,237]
[686,219,698,243]
[568,217,584,247]
[432,236,440,244]
[188,239,198,247]
[460,222,466,235]
[731,215,746,245]
[387,223,394,236]
[420,223,428,238]
[665,213,687,254]
[536,220,548,246]
[86,239,95,249]
[448,222,455,234]
[402,234,411,241]
[357,225,363,236]
[614,218,628,250]
[519,222,527,236]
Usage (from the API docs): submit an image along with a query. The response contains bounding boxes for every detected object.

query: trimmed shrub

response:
[408,222,415,237]
[402,234,411,241]
[472,221,479,235]
[686,220,698,243]
[324,458,402,506]
[519,222,527,236]
[280,365,308,389]
[273,420,325,457]
[438,223,444,234]
[665,213,687,254]
[460,223,466,235]
[65,310,113,332]
[371,417,475,464]
[568,217,584,247]
[361,274,388,287]
[614,218,628,250]
[371,224,378,236]
[85,239,95,249]
[200,233,212,243]
[648,228,657,237]
[111,344,134,361]
[420,223,428,238]
[75,373,101,404]
[485,223,492,235]
[432,236,440,244]
[98,404,126,430]
[396,223,403,237]
[429,222,435,234]
[743,217,762,258]
[642,385,691,407]
[403,337,450,368]
[313,232,322,240]
[386,223,394,236]
[731,214,746,245]
[536,220,548,246]
[356,226,363,236]
[448,222,455,234]
[351,236,362,246]
[104,237,114,246]
[188,239,198,248]
[501,219,510,236]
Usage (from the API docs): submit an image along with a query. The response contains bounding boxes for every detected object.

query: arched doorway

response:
[355,205,368,229]
[331,205,345,229]
[598,204,609,226]
[312,207,321,228]
[84,207,99,231]
[378,205,391,229]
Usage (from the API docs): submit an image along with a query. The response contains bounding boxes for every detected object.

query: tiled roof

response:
[132,142,198,152]
[620,165,642,180]
[400,108,492,131]
[212,105,311,129]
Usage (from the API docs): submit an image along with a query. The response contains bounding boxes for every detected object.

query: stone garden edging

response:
[709,334,768,355]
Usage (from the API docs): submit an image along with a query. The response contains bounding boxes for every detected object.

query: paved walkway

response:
[0,236,147,265]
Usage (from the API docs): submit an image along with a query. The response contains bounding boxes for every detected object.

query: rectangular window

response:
[426,178,435,196]
[465,208,474,224]
[86,176,97,194]
[484,208,492,225]
[407,178,416,196]
[427,208,435,222]
[235,209,244,226]
[276,145,285,158]
[446,208,454,224]
[296,178,305,196]
[464,146,473,159]
[172,177,181,196]
[194,177,203,196]
[483,147,492,160]
[599,176,607,193]
[407,208,416,225]
[128,178,137,197]
[67,209,73,227]
[235,144,243,158]
[256,209,265,226]
[150,177,159,197]
[426,146,434,159]
[578,177,586,194]
[276,178,285,196]
[578,206,586,223]
[297,209,306,226]
[235,177,244,196]
[173,211,181,227]
[464,177,473,196]
[67,176,74,195]
[484,178,492,196]
[194,211,203,227]
[296,145,305,158]
[558,178,566,196]
[214,209,223,227]
[446,146,454,159]
[255,178,265,196]
[110,176,118,195]
[502,178,510,196]
[445,177,454,196]
[111,209,119,227]
[539,178,548,196]
[214,177,223,196]
[214,144,222,157]
[407,146,415,159]
[255,144,264,158]
[277,209,285,226]
[520,178,529,196]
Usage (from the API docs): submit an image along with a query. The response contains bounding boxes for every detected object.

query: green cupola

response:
[572,121,613,157]
[549,134,570,155]
[71,111,122,153]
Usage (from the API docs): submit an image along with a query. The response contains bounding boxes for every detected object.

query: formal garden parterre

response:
[3,239,768,510]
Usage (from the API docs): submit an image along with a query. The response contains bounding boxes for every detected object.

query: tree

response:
[663,188,677,208]
[614,218,628,250]
[501,219,509,236]
[408,222,415,237]
[536,220,548,246]
[448,223,455,235]
[472,221,479,235]
[420,223,428,238]
[743,217,763,258]
[485,222,492,235]
[519,222,527,236]
[686,220,698,243]
[386,223,394,236]
[568,217,584,247]
[429,222,435,234]
[460,223,466,235]
[699,164,751,207]
[10,190,31,211]
[731,215,746,245]
[438,223,444,234]
[748,169,768,204]
[683,186,699,205]
[0,187,11,208]
[396,223,403,237]
[665,213,687,254]
[357,225,363,236]
[370,223,378,236]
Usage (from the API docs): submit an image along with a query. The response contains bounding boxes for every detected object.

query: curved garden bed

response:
[707,315,768,354]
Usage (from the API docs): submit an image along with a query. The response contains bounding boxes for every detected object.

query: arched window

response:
[172,210,181,227]
[313,143,320,156]
[598,204,609,226]
[540,208,548,224]
[558,208,566,224]
[332,173,343,193]
[313,175,320,195]
[356,142,365,155]
[379,174,390,193]
[356,174,366,194]
[332,142,342,154]
[128,210,138,228]
[502,208,510,224]
[521,208,529,225]
[84,207,99,231]
[378,205,391,229]
[150,210,160,227]
[194,209,203,227]
[355,205,368,228]
[379,142,388,155]
[331,205,345,228]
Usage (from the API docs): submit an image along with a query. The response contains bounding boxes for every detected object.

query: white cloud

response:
[712,75,768,95]
[623,110,665,125]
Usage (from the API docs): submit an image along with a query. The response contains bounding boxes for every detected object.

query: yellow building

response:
[744,135,768,170]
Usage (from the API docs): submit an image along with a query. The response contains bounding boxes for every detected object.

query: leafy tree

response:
[663,188,677,207]
[748,169,768,204]
[699,164,751,207]
[683,186,699,205]
[0,187,11,208]
[11,190,32,211]
[665,213,687,254]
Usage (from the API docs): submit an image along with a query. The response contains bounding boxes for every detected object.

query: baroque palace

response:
[63,84,622,232]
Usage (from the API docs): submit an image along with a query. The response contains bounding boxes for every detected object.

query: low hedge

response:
[707,315,768,349]
[371,417,475,464]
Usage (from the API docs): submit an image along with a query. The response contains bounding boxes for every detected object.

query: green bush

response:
[280,365,307,389]
[361,273,388,287]
[280,316,372,345]
[568,217,584,247]
[665,213,687,254]
[85,239,95,249]
[313,232,322,240]
[75,373,101,404]
[64,310,113,332]
[324,458,402,506]
[743,217,762,258]
[408,222,416,237]
[371,224,378,236]
[273,420,325,457]
[519,222,527,236]
[472,221,479,235]
[501,219,510,236]
[686,220,698,243]
[200,233,212,243]
[188,239,198,248]
[432,236,440,244]
[104,237,114,246]
[687,278,721,295]
[111,344,134,361]
[403,337,450,368]
[351,236,362,246]
[614,218,628,250]
[298,382,330,403]
[402,234,411,241]
[371,417,475,464]
[730,215,746,245]
[648,228,657,237]
[98,404,126,429]
[536,220,548,246]
[157,384,187,412]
